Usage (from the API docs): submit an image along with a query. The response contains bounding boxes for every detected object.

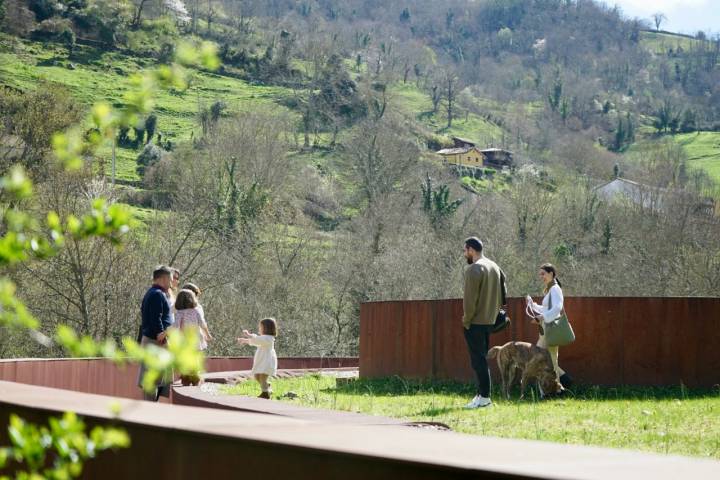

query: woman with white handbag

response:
[525,263,575,391]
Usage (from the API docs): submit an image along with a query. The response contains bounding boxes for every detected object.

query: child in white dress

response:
[237,318,278,399]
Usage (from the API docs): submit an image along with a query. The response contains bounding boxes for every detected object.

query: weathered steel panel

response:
[399,300,434,378]
[360,297,720,387]
[0,357,359,401]
[1,381,719,480]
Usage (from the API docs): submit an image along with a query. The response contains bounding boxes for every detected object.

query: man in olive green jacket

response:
[462,236,506,408]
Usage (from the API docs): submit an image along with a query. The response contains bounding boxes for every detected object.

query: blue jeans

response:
[463,324,492,397]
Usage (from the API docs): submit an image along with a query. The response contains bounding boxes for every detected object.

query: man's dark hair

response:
[153,265,172,280]
[464,237,483,253]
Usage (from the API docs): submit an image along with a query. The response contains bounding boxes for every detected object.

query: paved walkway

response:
[173,368,448,429]
[201,367,359,385]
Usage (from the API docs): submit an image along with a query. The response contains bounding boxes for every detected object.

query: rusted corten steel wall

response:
[360,297,720,387]
[0,357,358,400]
[3,381,719,480]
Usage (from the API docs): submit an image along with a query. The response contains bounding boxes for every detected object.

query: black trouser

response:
[463,324,492,398]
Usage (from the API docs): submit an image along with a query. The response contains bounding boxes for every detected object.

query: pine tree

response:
[421,174,463,229]
[601,219,612,255]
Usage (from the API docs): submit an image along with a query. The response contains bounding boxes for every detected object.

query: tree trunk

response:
[132,0,148,29]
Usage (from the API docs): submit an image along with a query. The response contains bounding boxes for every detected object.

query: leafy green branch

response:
[0,40,220,478]
[0,412,130,480]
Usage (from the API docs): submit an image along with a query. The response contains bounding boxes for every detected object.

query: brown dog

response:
[487,341,563,399]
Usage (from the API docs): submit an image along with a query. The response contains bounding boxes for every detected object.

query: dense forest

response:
[1,0,719,358]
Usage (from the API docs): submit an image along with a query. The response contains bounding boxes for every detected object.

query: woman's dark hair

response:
[540,263,562,288]
[182,283,201,296]
[260,317,278,337]
[175,289,198,310]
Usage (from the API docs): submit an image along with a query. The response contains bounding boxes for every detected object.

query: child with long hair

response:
[175,289,212,350]
[174,289,212,386]
[182,283,204,316]
[237,318,278,399]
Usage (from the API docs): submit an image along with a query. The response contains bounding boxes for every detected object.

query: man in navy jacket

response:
[137,266,173,401]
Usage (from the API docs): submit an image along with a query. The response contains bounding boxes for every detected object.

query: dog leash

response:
[526,301,545,335]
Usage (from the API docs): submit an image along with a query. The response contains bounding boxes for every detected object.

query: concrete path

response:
[173,367,410,426]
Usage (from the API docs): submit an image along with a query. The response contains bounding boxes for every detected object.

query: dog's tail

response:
[487,346,501,360]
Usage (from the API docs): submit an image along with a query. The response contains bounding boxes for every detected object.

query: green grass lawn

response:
[223,375,720,459]
[0,35,295,182]
[391,83,504,144]
[640,31,704,55]
[672,131,720,185]
[625,131,720,192]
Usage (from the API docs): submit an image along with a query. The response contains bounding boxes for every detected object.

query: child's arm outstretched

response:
[236,334,272,347]
[246,335,272,347]
[236,329,254,345]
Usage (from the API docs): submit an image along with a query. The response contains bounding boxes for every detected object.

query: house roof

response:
[594,177,669,210]
[480,148,513,154]
[452,136,476,145]
[437,147,477,155]
[594,177,648,192]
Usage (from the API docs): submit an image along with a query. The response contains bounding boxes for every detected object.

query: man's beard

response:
[466,256,473,265]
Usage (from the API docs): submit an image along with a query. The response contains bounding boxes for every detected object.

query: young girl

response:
[182,283,204,317]
[237,318,278,399]
[174,289,212,351]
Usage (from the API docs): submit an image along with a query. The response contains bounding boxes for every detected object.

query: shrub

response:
[136,143,164,177]
[143,16,179,37]
[0,82,83,176]
[117,126,130,146]
[157,42,175,64]
[125,29,152,54]
[125,18,179,55]
[144,114,158,144]
[71,1,128,48]
[28,0,60,21]
[30,17,74,44]
[2,0,38,36]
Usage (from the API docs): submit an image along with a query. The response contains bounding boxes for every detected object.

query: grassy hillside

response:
[672,131,720,184]
[625,131,720,190]
[390,83,504,145]
[639,31,703,54]
[3,33,716,195]
[0,34,294,182]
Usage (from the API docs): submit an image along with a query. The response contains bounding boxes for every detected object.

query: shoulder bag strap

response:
[500,269,507,306]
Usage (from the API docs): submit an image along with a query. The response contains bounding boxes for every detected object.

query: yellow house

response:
[436,146,485,168]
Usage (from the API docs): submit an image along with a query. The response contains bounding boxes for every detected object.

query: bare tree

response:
[343,115,420,253]
[443,71,461,128]
[17,172,146,345]
[131,0,151,29]
[652,12,666,32]
[424,70,443,114]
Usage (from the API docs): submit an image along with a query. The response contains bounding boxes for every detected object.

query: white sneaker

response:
[464,395,492,409]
